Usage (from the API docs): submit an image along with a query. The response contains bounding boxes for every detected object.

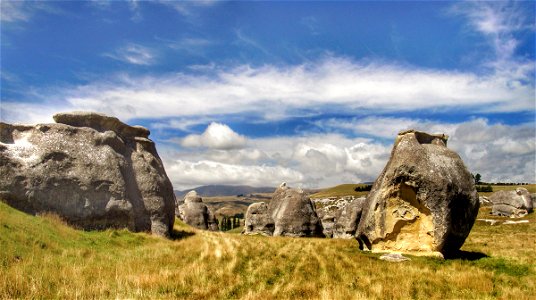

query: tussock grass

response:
[1,201,535,299]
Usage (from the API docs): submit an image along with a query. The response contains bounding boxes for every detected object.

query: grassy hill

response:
[1,201,535,299]
[310,184,371,199]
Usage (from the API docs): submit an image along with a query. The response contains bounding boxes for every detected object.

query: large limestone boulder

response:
[356,130,479,256]
[177,191,218,231]
[0,112,176,237]
[243,202,274,236]
[489,188,533,218]
[243,183,323,237]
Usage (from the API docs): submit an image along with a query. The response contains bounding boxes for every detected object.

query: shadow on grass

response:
[444,250,488,261]
[170,229,195,241]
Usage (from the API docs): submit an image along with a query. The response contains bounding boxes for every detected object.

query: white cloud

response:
[2,55,532,124]
[181,122,247,150]
[104,43,156,65]
[0,1,61,24]
[165,160,304,190]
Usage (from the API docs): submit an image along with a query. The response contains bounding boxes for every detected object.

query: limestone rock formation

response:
[243,202,274,236]
[333,197,366,239]
[0,111,176,237]
[269,183,323,237]
[356,130,479,256]
[313,196,365,238]
[243,183,323,237]
[176,191,218,231]
[489,188,533,218]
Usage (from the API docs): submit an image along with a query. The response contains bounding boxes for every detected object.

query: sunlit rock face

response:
[176,191,219,231]
[0,111,175,237]
[314,196,366,239]
[489,188,533,218]
[356,130,479,257]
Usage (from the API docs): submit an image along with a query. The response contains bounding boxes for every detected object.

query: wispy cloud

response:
[4,55,531,123]
[0,1,61,24]
[104,43,157,65]
[450,1,534,74]
[156,0,218,18]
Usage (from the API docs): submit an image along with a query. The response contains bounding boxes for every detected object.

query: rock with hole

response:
[0,111,175,237]
[356,130,479,257]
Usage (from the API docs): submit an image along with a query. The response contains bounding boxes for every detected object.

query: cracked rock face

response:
[176,191,218,231]
[243,183,323,237]
[489,188,533,218]
[0,112,176,237]
[356,130,479,256]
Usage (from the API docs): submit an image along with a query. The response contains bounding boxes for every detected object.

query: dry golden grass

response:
[1,201,535,299]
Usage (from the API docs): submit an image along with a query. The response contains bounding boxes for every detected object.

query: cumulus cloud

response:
[181,122,247,150]
[165,160,304,190]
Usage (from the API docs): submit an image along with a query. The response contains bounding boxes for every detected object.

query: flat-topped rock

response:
[53,111,150,139]
[489,188,533,218]
[0,112,175,237]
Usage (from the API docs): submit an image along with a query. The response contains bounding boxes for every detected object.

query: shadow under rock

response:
[444,250,488,261]
[170,229,195,240]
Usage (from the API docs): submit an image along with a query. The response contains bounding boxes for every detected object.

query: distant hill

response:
[175,185,275,198]
[309,183,372,199]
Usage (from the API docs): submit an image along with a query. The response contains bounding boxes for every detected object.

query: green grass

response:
[478,184,536,197]
[1,201,535,299]
[310,184,370,199]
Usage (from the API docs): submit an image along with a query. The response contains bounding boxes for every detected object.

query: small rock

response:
[503,220,529,225]
[477,219,500,225]
[379,253,410,262]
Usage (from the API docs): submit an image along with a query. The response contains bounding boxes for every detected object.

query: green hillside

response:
[310,184,370,199]
[1,201,534,299]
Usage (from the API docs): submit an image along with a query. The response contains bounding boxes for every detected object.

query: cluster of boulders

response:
[243,183,323,237]
[176,191,218,231]
[1,112,528,256]
[0,112,175,237]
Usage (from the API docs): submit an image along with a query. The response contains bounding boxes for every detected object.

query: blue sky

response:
[1,1,535,189]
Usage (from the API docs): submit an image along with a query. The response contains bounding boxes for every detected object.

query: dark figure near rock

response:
[176,191,219,231]
[243,183,323,237]
[356,130,479,257]
[0,112,176,237]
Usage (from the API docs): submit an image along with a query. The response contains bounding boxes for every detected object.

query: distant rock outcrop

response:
[489,188,533,218]
[356,130,479,257]
[313,196,365,238]
[243,183,323,237]
[0,112,175,237]
[177,191,219,231]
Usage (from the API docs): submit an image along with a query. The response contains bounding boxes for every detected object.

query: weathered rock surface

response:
[489,188,533,218]
[0,112,175,237]
[243,183,323,237]
[314,196,366,238]
[176,191,218,231]
[243,202,274,236]
[356,130,479,256]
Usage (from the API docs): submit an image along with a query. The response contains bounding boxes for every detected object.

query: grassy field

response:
[1,201,535,299]
[477,184,536,197]
[310,184,371,199]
